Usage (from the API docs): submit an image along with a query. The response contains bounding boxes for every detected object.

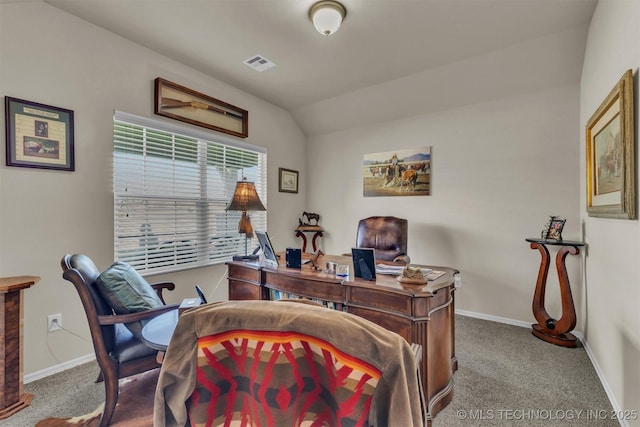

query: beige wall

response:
[306,85,581,326]
[0,2,306,375]
[581,0,640,423]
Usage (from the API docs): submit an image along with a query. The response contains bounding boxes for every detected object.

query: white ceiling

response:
[24,0,598,135]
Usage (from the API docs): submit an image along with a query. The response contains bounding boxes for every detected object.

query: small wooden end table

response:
[0,276,39,419]
[526,238,584,348]
[295,226,324,253]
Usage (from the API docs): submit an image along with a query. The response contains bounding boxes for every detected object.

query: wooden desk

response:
[227,255,459,425]
[0,276,39,419]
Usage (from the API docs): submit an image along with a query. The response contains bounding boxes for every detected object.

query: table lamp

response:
[226,177,266,261]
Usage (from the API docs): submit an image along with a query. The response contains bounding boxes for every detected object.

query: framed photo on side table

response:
[278,168,299,193]
[5,97,74,171]
[541,216,566,241]
[585,69,635,219]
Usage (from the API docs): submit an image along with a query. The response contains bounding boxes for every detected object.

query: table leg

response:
[295,230,308,252]
[311,231,323,253]
[529,242,579,347]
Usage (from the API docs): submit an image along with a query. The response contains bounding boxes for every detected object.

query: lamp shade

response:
[309,1,346,36]
[226,179,266,212]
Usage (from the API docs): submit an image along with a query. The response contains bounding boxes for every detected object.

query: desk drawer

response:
[229,279,262,300]
[264,271,344,303]
[347,306,412,342]
[228,264,261,284]
[347,286,411,316]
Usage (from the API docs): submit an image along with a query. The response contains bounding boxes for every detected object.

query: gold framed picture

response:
[154,78,248,138]
[586,69,635,219]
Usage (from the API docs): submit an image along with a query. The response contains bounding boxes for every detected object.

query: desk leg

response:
[529,242,578,348]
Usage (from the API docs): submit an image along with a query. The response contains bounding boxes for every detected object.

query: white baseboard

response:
[24,353,95,384]
[455,308,532,329]
[455,309,625,427]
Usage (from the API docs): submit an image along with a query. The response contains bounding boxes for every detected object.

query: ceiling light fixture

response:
[309,0,346,36]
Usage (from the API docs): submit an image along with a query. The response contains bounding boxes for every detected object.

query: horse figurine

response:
[309,249,324,270]
[302,211,320,226]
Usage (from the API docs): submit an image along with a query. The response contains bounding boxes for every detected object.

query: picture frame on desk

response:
[5,97,74,171]
[256,230,279,268]
[585,69,635,219]
[351,248,376,281]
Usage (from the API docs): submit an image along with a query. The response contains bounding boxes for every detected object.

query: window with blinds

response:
[113,111,267,275]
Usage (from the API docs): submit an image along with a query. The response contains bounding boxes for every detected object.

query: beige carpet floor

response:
[0,315,617,426]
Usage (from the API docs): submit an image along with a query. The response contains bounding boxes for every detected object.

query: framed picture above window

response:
[154,78,248,138]
[5,97,74,171]
[586,69,635,219]
[279,168,299,193]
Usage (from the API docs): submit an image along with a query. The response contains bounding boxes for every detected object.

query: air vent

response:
[243,54,276,72]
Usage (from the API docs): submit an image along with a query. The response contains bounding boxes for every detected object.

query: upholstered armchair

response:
[356,216,410,263]
[155,300,425,427]
[61,254,180,427]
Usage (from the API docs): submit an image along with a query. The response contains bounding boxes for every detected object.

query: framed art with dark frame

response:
[586,69,635,219]
[5,97,74,171]
[154,77,248,138]
[278,168,299,193]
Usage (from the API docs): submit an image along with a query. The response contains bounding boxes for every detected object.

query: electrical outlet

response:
[47,313,62,332]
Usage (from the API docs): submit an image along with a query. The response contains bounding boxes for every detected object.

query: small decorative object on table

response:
[285,247,302,269]
[299,211,321,227]
[309,249,324,271]
[397,266,428,285]
[295,212,324,252]
[541,216,565,241]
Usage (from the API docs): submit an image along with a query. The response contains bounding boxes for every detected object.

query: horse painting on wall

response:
[363,147,431,197]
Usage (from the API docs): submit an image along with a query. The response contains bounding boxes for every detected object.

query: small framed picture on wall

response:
[279,168,299,193]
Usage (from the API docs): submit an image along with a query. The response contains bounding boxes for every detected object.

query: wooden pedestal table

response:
[294,226,324,252]
[0,276,39,419]
[526,238,584,348]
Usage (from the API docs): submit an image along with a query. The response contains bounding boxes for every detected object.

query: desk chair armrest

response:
[392,255,411,265]
[150,281,176,304]
[97,304,179,325]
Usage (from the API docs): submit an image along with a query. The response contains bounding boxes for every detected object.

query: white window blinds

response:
[113,111,267,275]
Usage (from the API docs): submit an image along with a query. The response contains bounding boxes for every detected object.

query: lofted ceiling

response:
[15,0,598,135]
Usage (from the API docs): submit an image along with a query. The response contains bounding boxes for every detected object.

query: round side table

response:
[526,238,584,348]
